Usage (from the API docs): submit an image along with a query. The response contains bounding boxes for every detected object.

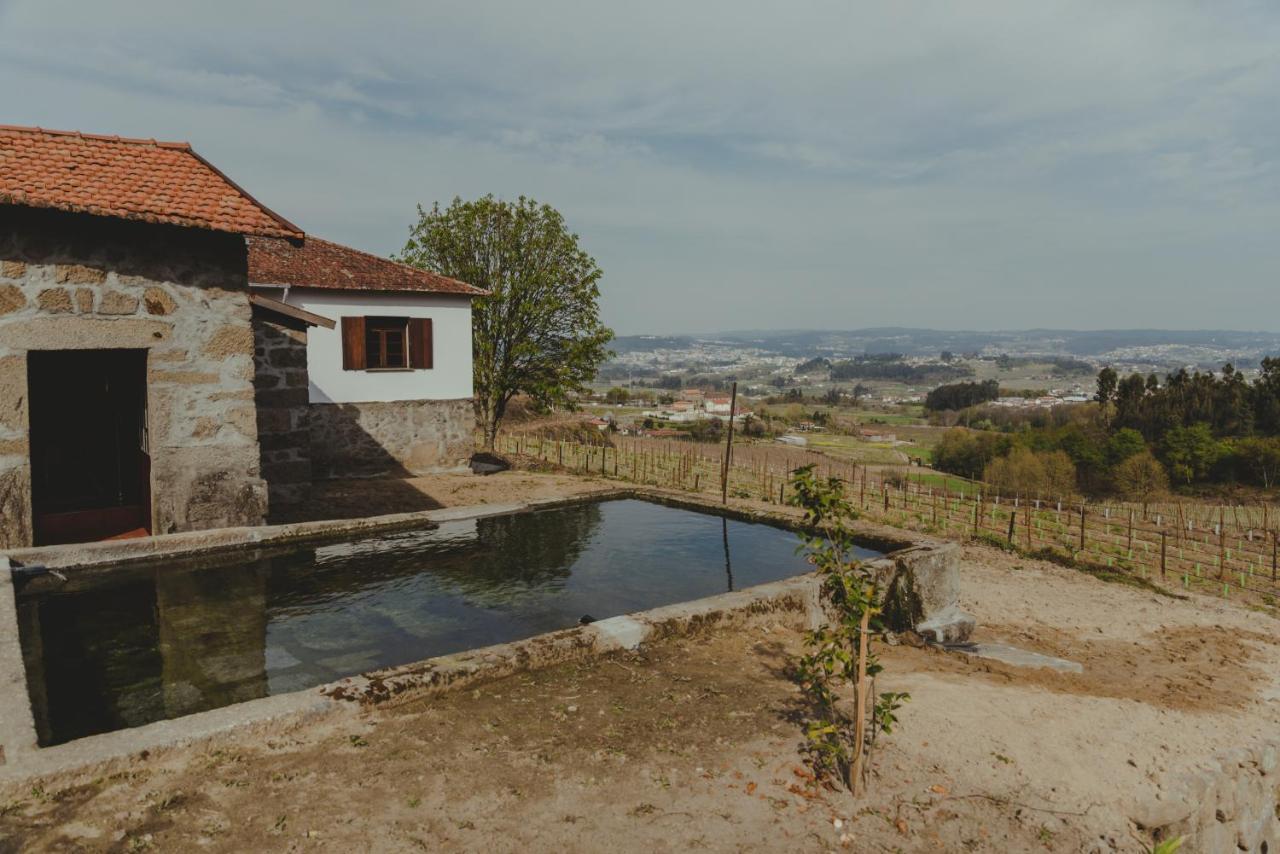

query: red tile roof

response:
[0,125,302,238]
[247,236,486,296]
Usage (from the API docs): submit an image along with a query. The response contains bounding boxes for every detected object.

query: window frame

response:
[364,315,410,370]
[340,315,434,372]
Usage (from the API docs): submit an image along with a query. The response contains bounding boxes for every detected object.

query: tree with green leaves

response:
[789,465,907,795]
[1232,436,1280,489]
[399,195,614,448]
[1113,450,1169,517]
[1161,423,1222,485]
[1095,366,1118,410]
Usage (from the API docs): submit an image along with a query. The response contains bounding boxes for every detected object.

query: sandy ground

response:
[3,473,1279,852]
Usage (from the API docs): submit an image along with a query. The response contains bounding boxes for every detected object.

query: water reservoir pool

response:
[14,498,882,746]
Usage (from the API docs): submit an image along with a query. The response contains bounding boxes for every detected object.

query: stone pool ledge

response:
[0,566,824,781]
[0,489,960,780]
[323,572,821,705]
[0,488,635,574]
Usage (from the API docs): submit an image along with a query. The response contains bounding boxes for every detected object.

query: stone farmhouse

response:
[0,125,483,549]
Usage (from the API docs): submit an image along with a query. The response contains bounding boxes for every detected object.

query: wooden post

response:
[720,381,737,504]
[1079,505,1086,552]
[974,493,981,536]
[1025,498,1032,551]
[1161,530,1167,578]
[1006,507,1016,544]
[1127,508,1134,554]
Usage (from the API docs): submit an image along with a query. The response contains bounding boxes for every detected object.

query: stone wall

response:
[1135,740,1280,853]
[251,311,312,519]
[0,207,267,547]
[309,398,474,479]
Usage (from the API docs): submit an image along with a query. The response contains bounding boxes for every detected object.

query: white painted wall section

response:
[255,287,474,404]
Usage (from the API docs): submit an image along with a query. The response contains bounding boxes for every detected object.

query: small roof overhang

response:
[248,292,336,329]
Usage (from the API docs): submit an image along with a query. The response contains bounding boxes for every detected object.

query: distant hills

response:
[611,328,1280,367]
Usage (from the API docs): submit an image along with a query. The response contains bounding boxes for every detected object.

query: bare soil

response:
[3,474,1279,853]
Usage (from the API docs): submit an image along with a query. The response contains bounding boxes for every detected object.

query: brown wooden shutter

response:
[341,316,366,370]
[409,318,433,369]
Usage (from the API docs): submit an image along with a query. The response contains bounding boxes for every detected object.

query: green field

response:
[800,434,905,465]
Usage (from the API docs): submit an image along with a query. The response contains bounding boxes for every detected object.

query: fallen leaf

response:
[746,782,757,795]
[895,818,909,835]
[929,784,949,796]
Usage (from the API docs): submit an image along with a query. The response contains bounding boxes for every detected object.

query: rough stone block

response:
[915,604,976,644]
[74,287,93,313]
[36,287,72,313]
[877,542,964,633]
[255,387,309,409]
[0,285,25,315]
[204,324,254,358]
[143,286,177,315]
[0,354,28,432]
[54,263,105,284]
[0,465,33,549]
[151,370,220,386]
[267,346,307,368]
[254,409,293,435]
[0,260,28,280]
[98,289,140,315]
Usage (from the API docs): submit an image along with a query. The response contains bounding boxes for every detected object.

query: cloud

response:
[1,0,1279,332]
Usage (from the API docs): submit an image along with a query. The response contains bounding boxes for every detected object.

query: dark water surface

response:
[15,499,881,746]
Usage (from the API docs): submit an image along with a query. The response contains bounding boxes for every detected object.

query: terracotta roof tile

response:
[247,235,486,296]
[0,125,301,238]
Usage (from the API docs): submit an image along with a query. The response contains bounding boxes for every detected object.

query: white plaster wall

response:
[254,287,473,404]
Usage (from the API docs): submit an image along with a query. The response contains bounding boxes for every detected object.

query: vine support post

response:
[719,381,737,504]
[849,605,872,797]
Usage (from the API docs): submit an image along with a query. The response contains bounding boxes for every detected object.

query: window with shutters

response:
[341,315,433,371]
[365,316,409,369]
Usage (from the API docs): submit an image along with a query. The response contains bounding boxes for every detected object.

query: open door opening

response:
[28,349,151,546]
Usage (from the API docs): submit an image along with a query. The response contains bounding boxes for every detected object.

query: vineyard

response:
[496,432,1280,601]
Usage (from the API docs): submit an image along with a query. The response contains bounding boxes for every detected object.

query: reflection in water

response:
[17,499,879,746]
[723,517,734,592]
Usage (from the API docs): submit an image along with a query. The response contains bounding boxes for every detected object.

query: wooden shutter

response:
[409,318,433,369]
[341,316,366,370]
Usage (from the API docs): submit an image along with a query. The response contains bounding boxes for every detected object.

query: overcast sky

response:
[2,1,1278,334]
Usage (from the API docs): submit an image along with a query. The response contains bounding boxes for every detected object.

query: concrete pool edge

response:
[0,489,948,780]
[0,485,927,577]
[0,488,637,574]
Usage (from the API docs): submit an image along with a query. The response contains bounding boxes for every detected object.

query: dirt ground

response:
[3,473,1279,852]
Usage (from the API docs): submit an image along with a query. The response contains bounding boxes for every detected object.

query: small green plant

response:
[1150,837,1184,854]
[789,464,908,796]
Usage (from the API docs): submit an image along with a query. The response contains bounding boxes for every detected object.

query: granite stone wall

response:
[1135,740,1280,852]
[309,397,474,479]
[0,207,267,547]
[252,311,312,518]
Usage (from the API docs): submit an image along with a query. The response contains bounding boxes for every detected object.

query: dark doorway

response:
[28,349,151,545]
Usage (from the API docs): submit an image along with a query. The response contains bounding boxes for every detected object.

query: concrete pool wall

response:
[0,489,948,780]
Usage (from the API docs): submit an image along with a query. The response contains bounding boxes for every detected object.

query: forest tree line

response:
[929,360,1280,501]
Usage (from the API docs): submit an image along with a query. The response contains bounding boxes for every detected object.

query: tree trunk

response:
[480,395,498,450]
